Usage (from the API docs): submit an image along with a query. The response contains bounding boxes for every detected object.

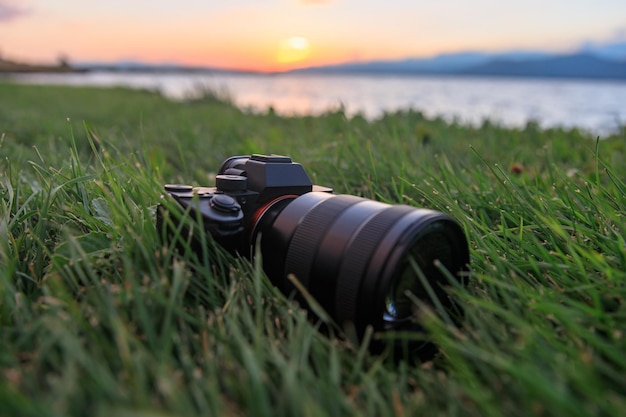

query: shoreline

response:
[0,58,85,74]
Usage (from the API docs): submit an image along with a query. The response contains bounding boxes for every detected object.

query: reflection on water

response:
[9,71,626,135]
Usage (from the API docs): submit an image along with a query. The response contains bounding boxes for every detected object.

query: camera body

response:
[158,154,470,359]
[157,154,332,258]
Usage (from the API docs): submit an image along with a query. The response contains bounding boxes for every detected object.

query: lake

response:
[9,71,626,136]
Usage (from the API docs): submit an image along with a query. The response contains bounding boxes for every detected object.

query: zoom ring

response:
[284,195,363,288]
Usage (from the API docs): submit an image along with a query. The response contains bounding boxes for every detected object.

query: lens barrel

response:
[258,191,469,357]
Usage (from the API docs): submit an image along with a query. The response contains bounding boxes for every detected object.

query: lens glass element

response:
[384,229,454,324]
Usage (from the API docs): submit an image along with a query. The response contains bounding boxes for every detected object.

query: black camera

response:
[157,154,469,358]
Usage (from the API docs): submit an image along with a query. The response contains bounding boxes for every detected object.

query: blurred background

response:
[1,0,625,135]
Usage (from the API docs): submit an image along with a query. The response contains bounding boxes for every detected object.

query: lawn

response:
[1,81,625,416]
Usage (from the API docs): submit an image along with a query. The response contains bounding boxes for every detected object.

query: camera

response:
[157,154,469,359]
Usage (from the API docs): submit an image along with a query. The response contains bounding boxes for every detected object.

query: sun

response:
[277,36,311,65]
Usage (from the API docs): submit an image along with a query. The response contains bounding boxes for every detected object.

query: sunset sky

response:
[1,0,625,72]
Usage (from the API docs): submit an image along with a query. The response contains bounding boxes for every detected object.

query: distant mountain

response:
[294,52,491,74]
[290,49,626,80]
[580,40,626,60]
[292,50,550,75]
[459,53,626,79]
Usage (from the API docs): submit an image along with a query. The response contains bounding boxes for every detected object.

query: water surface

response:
[10,71,626,136]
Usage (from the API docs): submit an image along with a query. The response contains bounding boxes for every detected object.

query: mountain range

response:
[75,41,626,80]
[289,42,626,80]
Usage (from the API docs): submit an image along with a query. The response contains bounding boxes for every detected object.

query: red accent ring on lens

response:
[249,194,299,242]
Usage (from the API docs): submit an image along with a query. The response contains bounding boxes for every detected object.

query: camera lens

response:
[256,192,469,357]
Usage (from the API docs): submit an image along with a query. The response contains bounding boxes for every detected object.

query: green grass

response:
[1,81,625,416]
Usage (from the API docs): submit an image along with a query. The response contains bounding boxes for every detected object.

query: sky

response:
[1,0,625,72]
